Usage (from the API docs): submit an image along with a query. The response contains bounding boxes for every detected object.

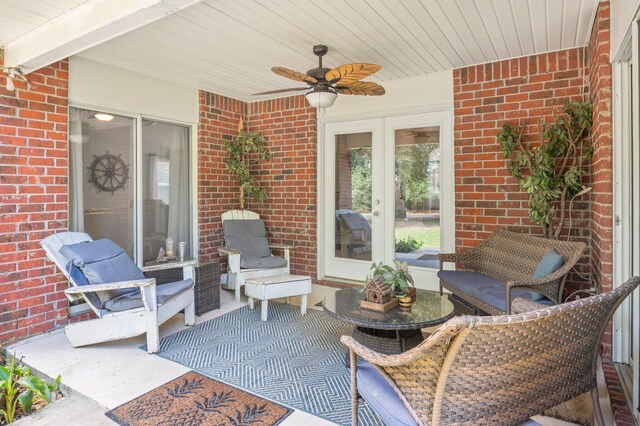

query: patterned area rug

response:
[148,303,384,425]
[106,371,292,426]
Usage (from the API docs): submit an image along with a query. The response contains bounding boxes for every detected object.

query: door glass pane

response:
[335,132,372,261]
[141,119,191,264]
[69,107,135,256]
[394,127,440,268]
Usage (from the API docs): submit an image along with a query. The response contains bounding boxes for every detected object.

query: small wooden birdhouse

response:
[363,277,393,304]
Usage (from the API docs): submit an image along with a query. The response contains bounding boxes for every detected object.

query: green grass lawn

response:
[395,217,440,250]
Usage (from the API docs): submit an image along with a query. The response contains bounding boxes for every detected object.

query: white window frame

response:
[68,104,199,266]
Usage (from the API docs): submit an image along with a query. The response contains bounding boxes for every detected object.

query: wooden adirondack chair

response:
[41,232,197,353]
[218,210,292,301]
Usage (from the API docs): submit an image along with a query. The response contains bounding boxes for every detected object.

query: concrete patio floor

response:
[9,284,615,426]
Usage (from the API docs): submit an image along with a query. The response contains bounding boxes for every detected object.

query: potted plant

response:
[366,261,415,297]
[224,119,272,210]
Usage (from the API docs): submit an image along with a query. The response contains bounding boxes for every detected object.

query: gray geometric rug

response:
[147,303,384,426]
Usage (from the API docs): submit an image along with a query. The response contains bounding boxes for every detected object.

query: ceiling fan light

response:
[305,90,337,108]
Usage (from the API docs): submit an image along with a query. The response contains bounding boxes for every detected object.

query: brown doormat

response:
[106,371,293,426]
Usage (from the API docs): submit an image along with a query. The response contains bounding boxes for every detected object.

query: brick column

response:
[0,51,69,343]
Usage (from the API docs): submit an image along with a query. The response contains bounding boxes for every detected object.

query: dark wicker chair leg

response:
[350,349,359,426]
[591,387,605,426]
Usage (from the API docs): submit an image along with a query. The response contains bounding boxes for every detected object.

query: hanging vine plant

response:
[225,119,272,209]
[497,101,593,239]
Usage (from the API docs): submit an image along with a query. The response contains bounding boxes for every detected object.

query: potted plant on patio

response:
[366,261,415,297]
[225,119,272,209]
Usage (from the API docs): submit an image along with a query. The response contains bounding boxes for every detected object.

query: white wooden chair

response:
[41,232,197,353]
[218,210,292,301]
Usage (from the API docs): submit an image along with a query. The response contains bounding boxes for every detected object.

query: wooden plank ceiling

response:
[0,0,91,46]
[9,0,600,102]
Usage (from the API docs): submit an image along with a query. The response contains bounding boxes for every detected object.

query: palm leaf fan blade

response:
[325,63,381,85]
[335,81,385,96]
[271,67,317,84]
[252,87,310,95]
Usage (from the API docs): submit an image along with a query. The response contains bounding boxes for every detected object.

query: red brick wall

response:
[197,91,247,264]
[453,48,592,284]
[588,1,614,356]
[0,51,69,343]
[246,96,318,279]
[197,92,348,288]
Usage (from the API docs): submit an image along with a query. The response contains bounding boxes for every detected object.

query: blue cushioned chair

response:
[41,232,197,353]
[341,277,640,426]
[218,210,292,301]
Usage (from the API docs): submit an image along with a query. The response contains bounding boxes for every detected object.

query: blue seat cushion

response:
[438,271,554,312]
[60,239,146,297]
[104,279,193,312]
[530,249,565,300]
[356,361,417,426]
[241,255,287,269]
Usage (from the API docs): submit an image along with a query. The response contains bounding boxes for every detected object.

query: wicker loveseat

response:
[342,276,640,426]
[438,229,586,315]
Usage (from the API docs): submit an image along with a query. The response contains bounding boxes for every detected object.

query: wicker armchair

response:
[342,276,640,426]
[439,229,586,314]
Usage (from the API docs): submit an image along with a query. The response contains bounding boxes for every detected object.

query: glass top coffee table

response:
[322,287,455,354]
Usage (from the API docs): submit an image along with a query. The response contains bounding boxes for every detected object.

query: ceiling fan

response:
[253,45,385,108]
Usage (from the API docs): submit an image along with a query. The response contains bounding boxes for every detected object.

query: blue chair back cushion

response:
[223,219,272,259]
[59,239,145,297]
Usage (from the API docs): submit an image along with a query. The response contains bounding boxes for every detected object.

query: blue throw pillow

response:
[530,249,565,300]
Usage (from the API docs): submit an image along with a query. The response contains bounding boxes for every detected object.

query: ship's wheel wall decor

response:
[87,151,130,195]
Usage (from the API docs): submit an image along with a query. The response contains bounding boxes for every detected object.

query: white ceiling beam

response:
[3,0,203,73]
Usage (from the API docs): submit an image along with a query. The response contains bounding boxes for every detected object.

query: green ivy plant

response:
[224,120,272,210]
[0,355,59,424]
[497,101,593,239]
[366,261,414,296]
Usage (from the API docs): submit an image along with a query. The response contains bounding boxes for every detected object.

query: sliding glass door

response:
[69,108,136,256]
[69,107,193,265]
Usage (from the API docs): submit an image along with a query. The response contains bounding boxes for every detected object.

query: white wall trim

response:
[317,103,453,125]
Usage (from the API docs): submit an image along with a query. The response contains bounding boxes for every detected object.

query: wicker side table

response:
[144,260,220,316]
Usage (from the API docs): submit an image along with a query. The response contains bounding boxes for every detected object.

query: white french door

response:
[321,110,453,290]
[323,119,384,281]
[613,19,640,419]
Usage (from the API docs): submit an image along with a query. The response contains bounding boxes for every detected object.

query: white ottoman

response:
[244,274,312,321]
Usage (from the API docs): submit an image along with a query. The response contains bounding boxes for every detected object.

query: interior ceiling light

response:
[94,113,115,122]
[2,66,34,91]
[253,44,385,109]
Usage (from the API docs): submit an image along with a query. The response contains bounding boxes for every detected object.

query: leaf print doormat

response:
[106,371,292,426]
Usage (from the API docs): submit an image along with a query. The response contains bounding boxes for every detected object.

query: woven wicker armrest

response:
[218,247,240,256]
[511,297,548,314]
[340,317,467,367]
[438,250,477,270]
[437,253,460,263]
